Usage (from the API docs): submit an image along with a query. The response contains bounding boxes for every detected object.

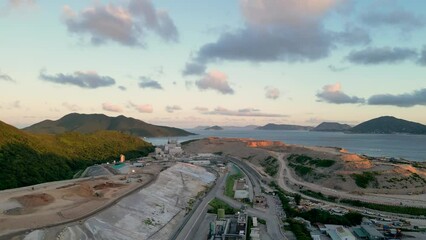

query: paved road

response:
[172,173,226,240]
[278,153,426,208]
[276,153,426,226]
[172,159,288,240]
[225,158,287,240]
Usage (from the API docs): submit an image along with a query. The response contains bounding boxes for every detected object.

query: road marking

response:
[182,201,209,240]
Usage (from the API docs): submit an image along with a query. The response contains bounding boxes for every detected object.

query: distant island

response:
[257,117,426,135]
[257,123,313,131]
[194,125,258,130]
[350,116,426,134]
[204,125,224,130]
[24,113,194,137]
[0,120,153,190]
[311,122,352,132]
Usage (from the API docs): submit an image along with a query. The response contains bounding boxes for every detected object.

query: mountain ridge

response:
[350,116,426,134]
[24,113,194,137]
[311,122,352,132]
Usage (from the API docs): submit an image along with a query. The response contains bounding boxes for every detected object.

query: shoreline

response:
[146,131,426,162]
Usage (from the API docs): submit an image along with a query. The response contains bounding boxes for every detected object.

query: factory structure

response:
[208,209,248,240]
[154,139,184,159]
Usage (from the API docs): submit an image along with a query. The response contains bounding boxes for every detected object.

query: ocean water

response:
[145,129,426,162]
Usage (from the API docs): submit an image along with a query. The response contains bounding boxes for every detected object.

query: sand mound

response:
[14,193,54,208]
[75,183,95,197]
[341,154,373,169]
[392,165,426,177]
[246,140,286,148]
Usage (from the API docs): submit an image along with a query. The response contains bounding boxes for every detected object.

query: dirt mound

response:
[392,165,426,177]
[93,182,124,190]
[246,140,286,148]
[14,193,54,208]
[341,154,373,169]
[74,183,95,197]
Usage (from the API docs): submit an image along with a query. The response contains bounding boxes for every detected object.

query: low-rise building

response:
[310,230,322,240]
[208,212,247,240]
[234,178,249,200]
[361,224,385,240]
[324,224,356,240]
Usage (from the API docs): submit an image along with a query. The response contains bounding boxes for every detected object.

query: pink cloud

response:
[241,0,338,27]
[195,70,234,94]
[102,102,123,112]
[135,104,153,113]
[129,102,153,113]
[265,86,280,100]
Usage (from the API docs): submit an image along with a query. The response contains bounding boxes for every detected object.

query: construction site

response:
[0,156,216,240]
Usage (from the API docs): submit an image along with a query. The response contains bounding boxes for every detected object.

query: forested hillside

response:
[0,121,154,190]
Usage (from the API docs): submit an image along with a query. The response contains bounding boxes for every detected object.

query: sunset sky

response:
[1,0,426,128]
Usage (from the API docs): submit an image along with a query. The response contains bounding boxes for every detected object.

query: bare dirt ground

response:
[17,162,216,240]
[0,164,163,237]
[183,137,426,205]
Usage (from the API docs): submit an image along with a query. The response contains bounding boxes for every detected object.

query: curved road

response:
[276,153,426,226]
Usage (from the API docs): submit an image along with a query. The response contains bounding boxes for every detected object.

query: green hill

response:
[350,116,426,134]
[0,120,154,190]
[23,113,194,137]
[311,122,352,132]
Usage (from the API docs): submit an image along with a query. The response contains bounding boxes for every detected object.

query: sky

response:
[0,0,426,128]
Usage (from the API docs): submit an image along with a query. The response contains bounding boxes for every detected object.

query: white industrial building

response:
[164,139,183,156]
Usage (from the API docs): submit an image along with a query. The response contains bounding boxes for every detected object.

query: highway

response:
[172,158,288,240]
[227,157,287,240]
[172,152,426,240]
[172,173,226,240]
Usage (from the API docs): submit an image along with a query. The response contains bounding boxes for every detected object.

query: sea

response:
[145,129,426,162]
